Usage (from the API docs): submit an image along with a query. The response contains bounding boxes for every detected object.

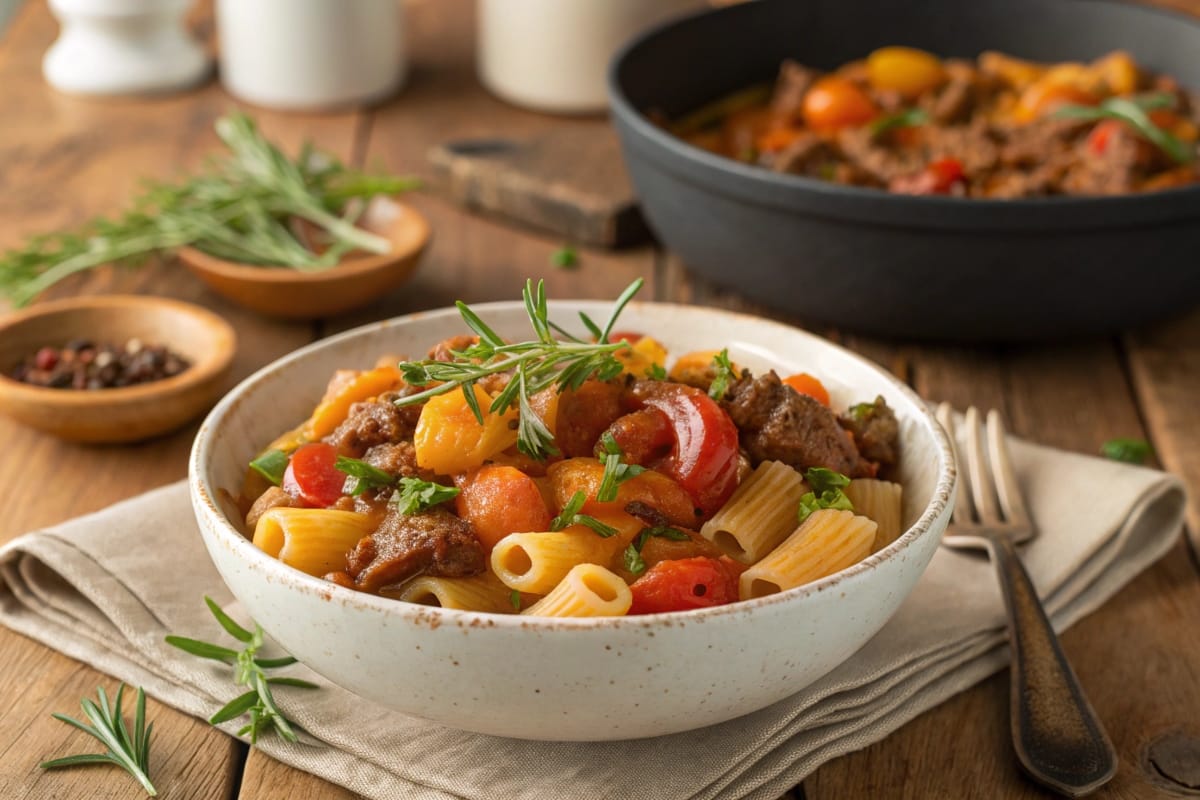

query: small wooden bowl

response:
[178,198,430,319]
[0,295,237,443]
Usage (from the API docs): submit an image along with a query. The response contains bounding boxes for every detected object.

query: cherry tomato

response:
[782,373,830,406]
[628,557,740,614]
[802,76,879,133]
[866,46,945,98]
[630,383,740,516]
[281,443,345,507]
[1086,119,1124,156]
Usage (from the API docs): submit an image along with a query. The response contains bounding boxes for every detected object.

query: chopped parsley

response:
[797,467,854,523]
[596,432,646,503]
[248,450,290,486]
[391,477,461,515]
[335,456,396,496]
[623,525,690,576]
[708,349,735,401]
[645,362,668,381]
[509,589,522,611]
[550,245,578,269]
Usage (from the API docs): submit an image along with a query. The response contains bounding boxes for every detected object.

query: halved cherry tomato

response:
[281,443,345,507]
[630,383,740,516]
[802,76,879,133]
[782,373,830,406]
[628,557,740,614]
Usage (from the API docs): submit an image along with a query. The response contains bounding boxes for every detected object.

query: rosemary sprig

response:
[395,278,644,460]
[0,112,419,305]
[165,597,317,744]
[1054,92,1194,165]
[41,684,157,796]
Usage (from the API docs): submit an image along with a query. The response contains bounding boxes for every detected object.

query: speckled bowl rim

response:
[190,301,956,630]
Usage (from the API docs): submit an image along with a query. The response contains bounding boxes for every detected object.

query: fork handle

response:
[987,535,1118,797]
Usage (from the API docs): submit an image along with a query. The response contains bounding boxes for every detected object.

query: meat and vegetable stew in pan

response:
[675,48,1199,197]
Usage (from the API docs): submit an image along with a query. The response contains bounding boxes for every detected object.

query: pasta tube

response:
[523,564,632,617]
[845,479,904,552]
[700,460,807,564]
[383,571,516,613]
[739,509,876,600]
[252,508,374,577]
[491,527,624,595]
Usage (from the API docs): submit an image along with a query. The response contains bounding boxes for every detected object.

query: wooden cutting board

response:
[427,126,650,248]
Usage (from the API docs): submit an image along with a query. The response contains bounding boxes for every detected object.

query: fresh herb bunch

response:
[797,467,855,523]
[41,684,157,796]
[165,597,317,744]
[0,112,419,306]
[1100,437,1154,465]
[395,278,644,460]
[1055,92,1194,165]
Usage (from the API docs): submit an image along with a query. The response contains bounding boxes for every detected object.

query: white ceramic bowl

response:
[189,301,956,741]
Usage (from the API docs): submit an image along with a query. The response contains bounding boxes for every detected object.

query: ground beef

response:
[923,60,1000,124]
[923,120,1001,176]
[721,371,873,477]
[1060,124,1163,196]
[837,127,926,184]
[363,441,422,478]
[245,486,296,532]
[427,335,478,362]
[328,508,485,593]
[768,60,819,122]
[839,396,900,472]
[324,390,422,457]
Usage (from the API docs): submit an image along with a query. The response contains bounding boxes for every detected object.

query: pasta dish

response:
[237,281,904,617]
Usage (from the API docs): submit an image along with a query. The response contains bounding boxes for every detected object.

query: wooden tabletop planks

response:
[1,0,1198,798]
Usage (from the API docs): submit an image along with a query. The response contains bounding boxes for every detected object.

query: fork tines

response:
[936,404,1033,537]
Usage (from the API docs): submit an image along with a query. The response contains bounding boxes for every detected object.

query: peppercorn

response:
[7,339,191,390]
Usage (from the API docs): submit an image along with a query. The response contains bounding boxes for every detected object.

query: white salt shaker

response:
[216,0,406,111]
[478,0,708,114]
[43,0,210,95]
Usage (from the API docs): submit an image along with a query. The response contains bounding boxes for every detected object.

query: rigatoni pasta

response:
[522,564,633,617]
[252,508,374,577]
[700,460,807,563]
[383,571,515,613]
[739,509,877,600]
[845,479,904,552]
[491,527,626,595]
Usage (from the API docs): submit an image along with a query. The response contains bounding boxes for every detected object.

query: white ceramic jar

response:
[44,0,209,95]
[216,0,406,111]
[478,0,707,114]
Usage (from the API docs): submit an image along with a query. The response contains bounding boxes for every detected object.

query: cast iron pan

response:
[609,0,1200,341]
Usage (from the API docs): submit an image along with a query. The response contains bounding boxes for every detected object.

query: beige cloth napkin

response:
[0,435,1186,800]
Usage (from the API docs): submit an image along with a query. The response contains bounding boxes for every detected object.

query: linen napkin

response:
[0,435,1186,800]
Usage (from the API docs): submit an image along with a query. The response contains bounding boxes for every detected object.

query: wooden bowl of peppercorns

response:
[0,295,236,443]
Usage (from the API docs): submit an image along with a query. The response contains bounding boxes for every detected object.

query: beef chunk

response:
[245,486,296,532]
[555,379,628,457]
[768,60,819,122]
[840,396,900,471]
[331,509,485,592]
[324,390,422,457]
[364,441,422,479]
[427,334,479,362]
[722,371,873,477]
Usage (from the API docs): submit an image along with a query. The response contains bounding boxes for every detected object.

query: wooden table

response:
[2,1,1199,797]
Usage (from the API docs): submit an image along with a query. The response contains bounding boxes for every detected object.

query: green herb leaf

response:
[550,490,618,537]
[550,245,579,269]
[509,589,522,611]
[167,597,316,746]
[41,684,157,796]
[868,108,930,138]
[334,455,396,496]
[248,450,289,486]
[595,432,646,503]
[645,363,668,381]
[797,468,854,523]
[624,526,690,576]
[1101,437,1154,464]
[623,543,647,575]
[708,348,735,401]
[391,477,461,515]
[393,279,643,459]
[1054,93,1194,164]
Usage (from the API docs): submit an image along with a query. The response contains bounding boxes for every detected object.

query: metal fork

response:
[936,404,1117,798]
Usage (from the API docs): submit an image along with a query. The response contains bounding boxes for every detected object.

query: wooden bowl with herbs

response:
[0,295,236,443]
[0,113,426,320]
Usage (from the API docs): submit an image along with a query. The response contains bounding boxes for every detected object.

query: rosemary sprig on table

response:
[0,112,419,306]
[1054,92,1194,165]
[395,277,644,460]
[165,597,317,744]
[41,684,157,796]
